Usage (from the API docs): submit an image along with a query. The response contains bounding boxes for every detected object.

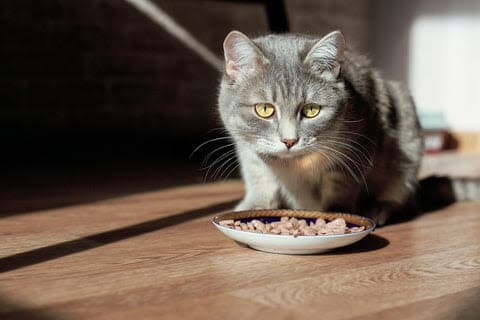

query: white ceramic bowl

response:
[212,209,376,255]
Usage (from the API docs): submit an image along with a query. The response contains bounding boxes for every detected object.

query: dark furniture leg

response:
[264,0,289,32]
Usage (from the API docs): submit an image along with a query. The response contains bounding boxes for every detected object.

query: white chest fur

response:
[270,153,328,209]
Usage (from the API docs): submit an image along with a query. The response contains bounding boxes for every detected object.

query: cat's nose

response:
[282,138,298,149]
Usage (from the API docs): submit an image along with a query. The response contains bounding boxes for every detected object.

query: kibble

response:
[219,217,365,236]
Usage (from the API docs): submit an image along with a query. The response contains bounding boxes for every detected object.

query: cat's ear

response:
[223,31,269,81]
[304,31,346,80]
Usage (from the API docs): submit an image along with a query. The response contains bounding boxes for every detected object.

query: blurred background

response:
[1,0,479,214]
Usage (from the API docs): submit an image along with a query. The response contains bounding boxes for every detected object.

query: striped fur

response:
[218,31,424,225]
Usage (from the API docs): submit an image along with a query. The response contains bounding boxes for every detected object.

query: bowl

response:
[212,209,376,254]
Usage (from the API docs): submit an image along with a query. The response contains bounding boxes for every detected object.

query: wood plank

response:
[352,286,480,320]
[1,154,480,319]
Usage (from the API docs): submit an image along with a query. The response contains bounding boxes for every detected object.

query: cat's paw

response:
[234,201,264,211]
[234,199,279,211]
[363,202,395,226]
[367,209,391,227]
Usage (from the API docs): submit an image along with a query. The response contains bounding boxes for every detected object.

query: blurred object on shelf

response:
[420,110,480,154]
[419,111,448,131]
[419,111,456,154]
[423,130,457,154]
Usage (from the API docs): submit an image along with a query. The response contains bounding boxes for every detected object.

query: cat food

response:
[219,216,365,236]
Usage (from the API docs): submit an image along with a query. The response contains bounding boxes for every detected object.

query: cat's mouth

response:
[267,148,310,160]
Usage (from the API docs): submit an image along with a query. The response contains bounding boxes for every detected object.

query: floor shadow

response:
[0,295,64,320]
[0,199,239,273]
[452,287,480,320]
[235,233,389,255]
[0,133,239,217]
[375,175,467,227]
[325,233,389,255]
[0,158,205,217]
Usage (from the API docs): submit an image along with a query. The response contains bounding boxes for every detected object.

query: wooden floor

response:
[1,153,479,320]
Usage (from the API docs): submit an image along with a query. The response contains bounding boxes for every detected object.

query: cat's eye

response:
[254,103,275,118]
[301,103,321,118]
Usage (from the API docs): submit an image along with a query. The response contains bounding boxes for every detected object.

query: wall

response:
[0,0,373,156]
[372,0,480,131]
[0,0,265,142]
[286,0,372,52]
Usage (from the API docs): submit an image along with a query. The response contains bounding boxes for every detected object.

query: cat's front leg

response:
[359,197,417,226]
[235,173,281,210]
[235,192,280,211]
[235,148,281,211]
[363,202,394,226]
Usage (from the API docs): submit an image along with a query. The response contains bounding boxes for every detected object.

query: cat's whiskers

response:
[302,127,373,169]
[324,152,343,173]
[216,156,239,181]
[314,146,356,181]
[311,143,369,193]
[321,140,370,192]
[335,136,374,165]
[190,136,232,158]
[315,147,346,175]
[334,130,377,147]
[211,154,237,181]
[318,145,362,182]
[203,148,235,170]
[202,143,235,166]
[203,149,236,181]
[205,127,229,134]
[318,135,373,167]
[204,134,264,180]
[223,163,241,180]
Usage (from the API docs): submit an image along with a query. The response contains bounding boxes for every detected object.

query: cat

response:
[216,30,476,226]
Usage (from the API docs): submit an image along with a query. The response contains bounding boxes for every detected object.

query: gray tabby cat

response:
[217,30,424,226]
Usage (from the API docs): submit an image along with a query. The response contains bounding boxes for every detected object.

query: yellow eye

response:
[302,103,321,118]
[254,103,275,118]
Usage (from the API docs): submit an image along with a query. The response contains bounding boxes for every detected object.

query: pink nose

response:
[282,138,298,149]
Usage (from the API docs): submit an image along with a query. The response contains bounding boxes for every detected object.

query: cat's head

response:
[218,30,349,160]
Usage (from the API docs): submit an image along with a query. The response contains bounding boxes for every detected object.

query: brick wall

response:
[287,0,372,52]
[0,0,372,155]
